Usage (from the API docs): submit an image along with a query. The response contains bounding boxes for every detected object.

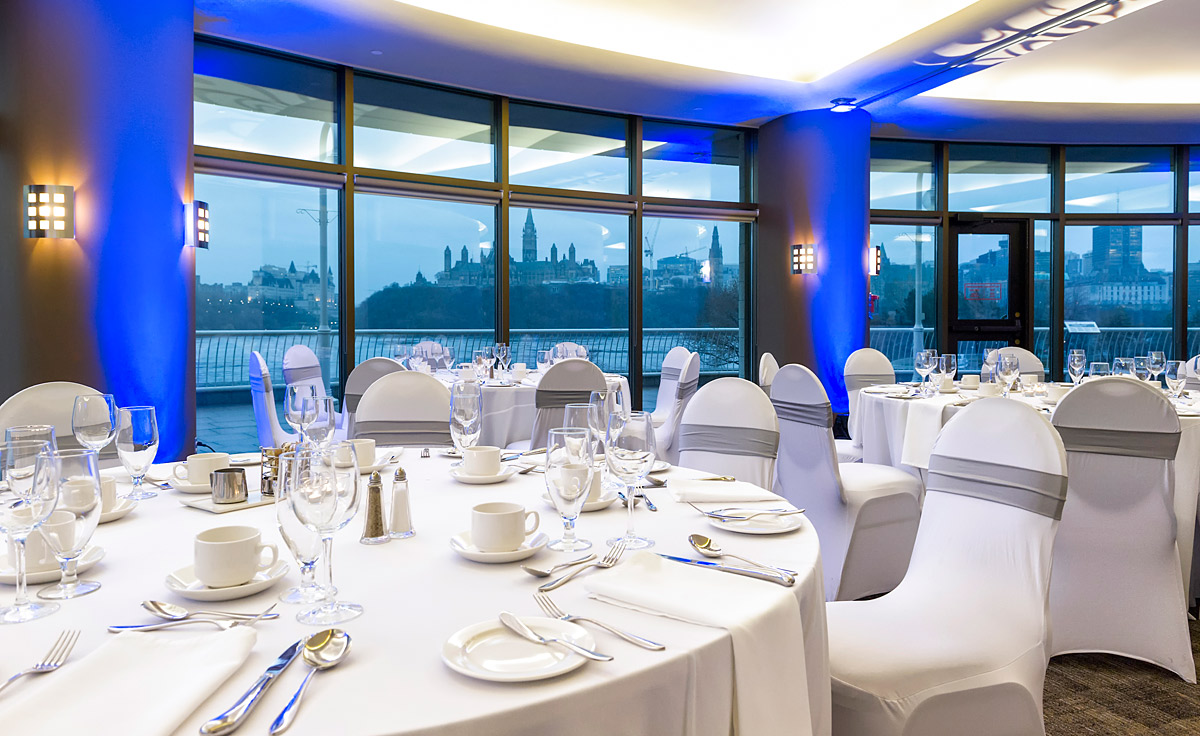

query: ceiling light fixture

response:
[829,98,857,113]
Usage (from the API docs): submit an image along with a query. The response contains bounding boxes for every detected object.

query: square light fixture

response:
[187,200,210,248]
[791,244,816,275]
[868,245,882,276]
[23,185,74,238]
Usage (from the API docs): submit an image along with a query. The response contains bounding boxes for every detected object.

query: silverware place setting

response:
[538,540,627,592]
[110,603,278,633]
[688,534,797,583]
[268,628,352,735]
[686,502,805,522]
[0,630,80,696]
[522,553,596,578]
[498,611,612,661]
[201,637,305,735]
[533,592,665,650]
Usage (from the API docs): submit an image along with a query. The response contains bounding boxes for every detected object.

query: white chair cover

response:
[983,347,1044,382]
[840,348,894,463]
[552,341,589,360]
[0,381,119,464]
[522,358,607,451]
[412,340,453,370]
[341,358,407,438]
[354,371,452,446]
[653,352,700,466]
[650,346,692,428]
[827,398,1067,736]
[282,344,329,397]
[1049,376,1194,681]
[249,351,297,448]
[1184,354,1200,391]
[677,377,778,490]
[771,364,922,602]
[758,352,780,394]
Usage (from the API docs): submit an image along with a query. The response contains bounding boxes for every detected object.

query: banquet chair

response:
[840,348,895,463]
[1048,376,1194,682]
[653,351,700,465]
[283,344,330,397]
[0,381,119,463]
[552,341,589,360]
[354,371,452,446]
[1184,354,1200,391]
[678,377,778,490]
[514,358,607,451]
[827,398,1068,736]
[758,352,779,394]
[341,357,406,438]
[983,346,1044,382]
[249,351,298,448]
[650,346,693,428]
[411,340,452,369]
[771,364,922,601]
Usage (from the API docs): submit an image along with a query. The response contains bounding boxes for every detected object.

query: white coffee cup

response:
[977,382,1001,397]
[60,478,101,515]
[471,502,539,552]
[512,366,528,381]
[335,439,376,467]
[463,446,501,477]
[1046,383,1070,402]
[939,376,955,391]
[173,452,230,484]
[100,476,117,513]
[960,374,980,389]
[194,526,278,588]
[458,365,475,381]
[10,510,75,572]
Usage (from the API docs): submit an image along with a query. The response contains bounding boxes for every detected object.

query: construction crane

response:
[643,218,661,261]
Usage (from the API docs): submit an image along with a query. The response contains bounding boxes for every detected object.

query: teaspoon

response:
[269,629,352,734]
[687,534,796,584]
[143,600,280,621]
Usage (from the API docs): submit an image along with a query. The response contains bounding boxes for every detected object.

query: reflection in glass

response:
[868,224,938,378]
[956,233,1010,321]
[870,140,936,211]
[509,104,628,194]
[643,122,744,202]
[1033,222,1052,373]
[1065,147,1174,213]
[948,144,1050,213]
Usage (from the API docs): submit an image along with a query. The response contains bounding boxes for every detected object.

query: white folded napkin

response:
[586,552,812,736]
[667,478,783,504]
[899,394,959,469]
[0,628,256,736]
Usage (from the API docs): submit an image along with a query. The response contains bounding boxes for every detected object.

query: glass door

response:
[946,217,1031,373]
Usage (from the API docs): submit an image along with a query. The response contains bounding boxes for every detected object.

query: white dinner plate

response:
[707,512,805,535]
[449,531,547,563]
[165,560,289,602]
[450,466,519,485]
[540,488,619,513]
[99,497,137,523]
[229,453,263,467]
[168,479,212,494]
[0,546,105,585]
[442,616,594,682]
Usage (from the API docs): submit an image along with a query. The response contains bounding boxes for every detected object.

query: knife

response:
[498,611,612,661]
[199,639,304,735]
[656,553,795,587]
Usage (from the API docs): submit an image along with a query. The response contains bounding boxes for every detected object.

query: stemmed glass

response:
[1133,357,1151,382]
[1068,350,1087,386]
[1112,357,1134,377]
[1164,361,1187,403]
[288,443,362,625]
[1148,351,1167,386]
[450,381,483,460]
[588,391,622,493]
[394,344,411,369]
[6,425,57,450]
[937,354,957,391]
[275,450,332,605]
[37,448,103,600]
[1090,362,1111,378]
[472,350,492,382]
[914,350,937,396]
[72,395,118,454]
[116,406,159,500]
[545,427,594,552]
[441,346,456,372]
[302,396,338,449]
[996,354,1021,397]
[606,411,657,551]
[536,350,552,372]
[285,385,317,441]
[0,441,59,623]
[495,343,511,382]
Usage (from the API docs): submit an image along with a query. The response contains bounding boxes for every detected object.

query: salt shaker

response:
[389,466,414,539]
[360,471,390,545]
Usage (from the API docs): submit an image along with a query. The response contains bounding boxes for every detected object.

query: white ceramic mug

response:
[1046,383,1070,402]
[335,439,376,467]
[977,382,1001,397]
[194,526,278,588]
[939,376,956,391]
[471,502,539,552]
[960,374,980,389]
[462,446,501,476]
[173,452,230,484]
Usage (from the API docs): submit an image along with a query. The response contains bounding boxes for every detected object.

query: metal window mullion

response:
[1175,145,1189,361]
[339,67,355,397]
[496,97,510,345]
[935,142,950,353]
[1050,145,1066,380]
[629,116,643,410]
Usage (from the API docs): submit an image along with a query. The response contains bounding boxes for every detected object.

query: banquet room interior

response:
[5,0,1200,734]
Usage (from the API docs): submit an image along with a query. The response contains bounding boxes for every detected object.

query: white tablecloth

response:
[0,455,829,736]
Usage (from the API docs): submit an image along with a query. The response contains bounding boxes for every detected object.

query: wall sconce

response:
[868,245,882,276]
[23,185,75,238]
[791,244,816,275]
[187,201,210,248]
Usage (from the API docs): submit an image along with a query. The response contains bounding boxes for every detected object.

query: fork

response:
[534,592,665,650]
[0,630,80,696]
[109,603,278,633]
[539,540,627,592]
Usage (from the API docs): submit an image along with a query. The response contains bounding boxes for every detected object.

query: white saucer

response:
[168,479,212,494]
[0,546,105,585]
[450,466,519,485]
[165,560,289,602]
[145,464,175,483]
[937,387,960,394]
[707,512,805,535]
[443,616,594,682]
[449,531,547,563]
[229,453,263,467]
[441,448,462,458]
[650,460,670,473]
[99,497,137,523]
[541,488,620,513]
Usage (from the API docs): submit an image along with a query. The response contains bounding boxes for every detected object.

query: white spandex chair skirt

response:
[651,346,692,428]
[341,357,406,438]
[248,351,297,448]
[1049,376,1195,681]
[354,371,452,446]
[519,358,607,451]
[771,365,922,601]
[1184,354,1200,391]
[653,351,700,466]
[828,398,1068,736]
[0,381,119,462]
[759,352,780,394]
[678,377,778,490]
[841,348,895,463]
[982,346,1044,383]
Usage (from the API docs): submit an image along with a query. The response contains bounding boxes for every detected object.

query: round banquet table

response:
[1,452,829,736]
[853,385,1200,601]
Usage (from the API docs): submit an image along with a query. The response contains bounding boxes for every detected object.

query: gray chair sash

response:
[535,389,596,409]
[759,382,772,395]
[845,374,894,392]
[927,454,1068,520]
[771,398,834,428]
[1056,426,1180,460]
[249,374,269,393]
[56,434,120,461]
[1185,377,1200,392]
[660,367,682,383]
[354,420,451,446]
[344,392,365,414]
[676,378,699,402]
[283,365,323,384]
[678,424,779,459]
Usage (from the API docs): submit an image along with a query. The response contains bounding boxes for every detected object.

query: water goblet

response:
[1148,351,1167,386]
[914,350,937,396]
[285,385,318,440]
[72,395,117,453]
[996,354,1021,397]
[5,425,57,450]
[1067,351,1087,386]
[394,344,411,369]
[536,350,552,372]
[495,343,511,381]
[36,448,103,600]
[473,350,492,382]
[606,411,657,551]
[0,441,60,623]
[1133,357,1151,382]
[276,450,332,605]
[450,381,483,456]
[1164,361,1187,403]
[1090,362,1111,378]
[116,406,158,500]
[303,396,338,449]
[545,427,594,553]
[1112,357,1134,377]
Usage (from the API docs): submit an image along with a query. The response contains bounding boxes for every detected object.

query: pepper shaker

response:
[360,471,389,545]
[389,466,414,539]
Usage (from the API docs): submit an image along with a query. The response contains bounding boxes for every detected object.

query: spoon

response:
[268,629,352,735]
[687,534,796,584]
[142,600,280,622]
[521,553,596,578]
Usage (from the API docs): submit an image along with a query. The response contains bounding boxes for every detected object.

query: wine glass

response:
[285,385,317,440]
[545,427,594,552]
[1148,351,1167,386]
[1090,362,1111,378]
[289,443,362,625]
[996,354,1021,397]
[0,441,59,623]
[914,350,936,396]
[442,346,455,371]
[275,450,332,605]
[1112,357,1134,377]
[495,343,511,382]
[606,411,657,551]
[72,395,118,453]
[450,381,483,458]
[1067,351,1087,386]
[116,406,158,500]
[1164,361,1186,403]
[938,354,958,388]
[472,350,491,382]
[303,396,338,449]
[536,350,552,372]
[36,448,103,600]
[394,344,411,368]
[1133,357,1151,382]
[5,425,57,450]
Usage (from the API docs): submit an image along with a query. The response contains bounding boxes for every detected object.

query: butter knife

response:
[656,553,795,587]
[199,639,304,735]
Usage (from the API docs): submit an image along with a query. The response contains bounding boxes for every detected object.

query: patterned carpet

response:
[1044,619,1200,735]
